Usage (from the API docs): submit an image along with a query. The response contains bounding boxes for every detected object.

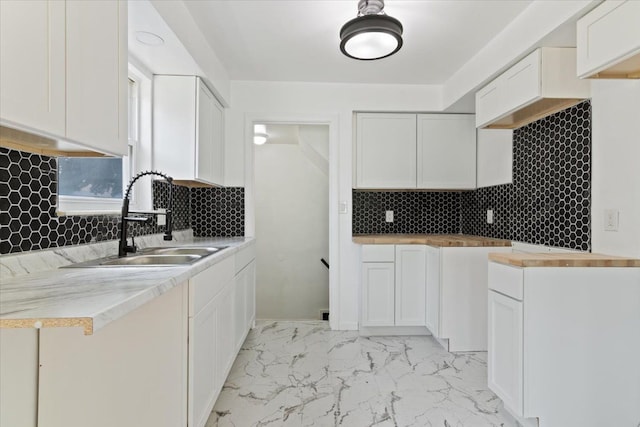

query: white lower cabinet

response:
[360,245,426,328]
[395,245,427,325]
[361,262,395,326]
[487,261,640,427]
[425,246,511,351]
[487,288,523,416]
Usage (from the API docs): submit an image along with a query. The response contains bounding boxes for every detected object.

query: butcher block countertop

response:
[353,234,512,247]
[489,252,640,268]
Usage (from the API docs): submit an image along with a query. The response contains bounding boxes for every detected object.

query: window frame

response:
[57,63,152,215]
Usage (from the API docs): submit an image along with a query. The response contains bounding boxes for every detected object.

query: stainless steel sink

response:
[62,246,228,268]
[139,247,225,256]
[99,254,201,266]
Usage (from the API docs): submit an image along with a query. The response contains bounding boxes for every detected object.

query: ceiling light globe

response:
[253,134,268,145]
[340,14,403,61]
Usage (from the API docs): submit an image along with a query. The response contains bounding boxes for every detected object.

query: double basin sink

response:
[64,246,227,268]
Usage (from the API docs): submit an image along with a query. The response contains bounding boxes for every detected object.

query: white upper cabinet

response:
[0,0,66,138]
[356,113,417,189]
[0,0,127,156]
[356,113,476,190]
[154,76,224,186]
[417,114,476,189]
[577,0,640,79]
[66,0,127,156]
[476,48,590,130]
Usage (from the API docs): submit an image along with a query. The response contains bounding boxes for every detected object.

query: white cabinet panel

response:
[425,246,441,336]
[394,245,426,326]
[502,50,541,114]
[361,262,395,326]
[0,0,65,137]
[417,114,476,189]
[476,48,590,130]
[65,0,127,155]
[154,76,224,186]
[216,284,235,387]
[245,261,256,329]
[189,299,218,427]
[234,267,247,350]
[488,290,524,417]
[476,129,513,188]
[0,329,38,427]
[577,0,640,78]
[356,113,417,188]
[38,285,188,427]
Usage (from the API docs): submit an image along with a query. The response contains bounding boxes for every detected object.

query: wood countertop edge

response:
[352,234,512,247]
[488,253,640,268]
[0,317,94,335]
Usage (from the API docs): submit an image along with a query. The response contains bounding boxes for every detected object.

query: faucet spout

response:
[119,170,174,257]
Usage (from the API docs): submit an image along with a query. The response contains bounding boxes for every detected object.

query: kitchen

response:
[1,1,639,427]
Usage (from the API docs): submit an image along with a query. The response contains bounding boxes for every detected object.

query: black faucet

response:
[119,170,174,257]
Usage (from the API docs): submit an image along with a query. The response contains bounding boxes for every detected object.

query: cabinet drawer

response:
[190,257,234,316]
[235,244,256,274]
[488,261,524,300]
[362,245,395,262]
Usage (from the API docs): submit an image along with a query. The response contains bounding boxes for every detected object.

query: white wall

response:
[591,80,640,258]
[254,126,329,320]
[227,80,442,330]
[476,129,513,188]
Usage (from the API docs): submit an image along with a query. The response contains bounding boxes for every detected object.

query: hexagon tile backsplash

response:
[354,100,592,251]
[0,147,245,254]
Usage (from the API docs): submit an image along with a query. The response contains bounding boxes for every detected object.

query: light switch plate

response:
[339,201,348,214]
[157,208,166,226]
[486,209,494,224]
[385,210,394,222]
[604,209,619,231]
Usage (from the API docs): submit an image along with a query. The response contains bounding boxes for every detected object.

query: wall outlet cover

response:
[486,209,494,224]
[604,209,619,231]
[385,210,394,222]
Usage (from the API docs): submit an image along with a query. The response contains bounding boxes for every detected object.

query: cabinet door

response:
[475,79,503,128]
[488,290,524,417]
[233,266,247,351]
[356,113,417,189]
[502,49,541,115]
[189,299,218,427]
[394,245,426,326]
[245,261,256,329]
[577,0,640,78]
[211,94,225,185]
[216,284,235,390]
[417,114,476,189]
[196,80,216,184]
[66,0,127,155]
[425,246,441,336]
[361,262,395,326]
[0,0,65,137]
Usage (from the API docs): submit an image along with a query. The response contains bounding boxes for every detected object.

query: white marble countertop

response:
[0,235,254,335]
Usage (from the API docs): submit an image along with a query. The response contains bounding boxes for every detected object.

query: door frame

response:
[244,113,340,330]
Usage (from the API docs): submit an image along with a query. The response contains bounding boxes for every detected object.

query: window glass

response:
[57,157,124,198]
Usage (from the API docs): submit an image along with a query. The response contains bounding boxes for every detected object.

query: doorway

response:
[253,124,330,320]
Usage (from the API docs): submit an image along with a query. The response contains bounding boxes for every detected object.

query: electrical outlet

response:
[604,209,619,231]
[385,210,394,222]
[486,209,494,224]
[157,208,167,226]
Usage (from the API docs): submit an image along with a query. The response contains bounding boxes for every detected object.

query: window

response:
[57,65,151,214]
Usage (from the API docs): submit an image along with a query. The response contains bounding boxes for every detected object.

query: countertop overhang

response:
[489,252,640,268]
[0,237,254,335]
[353,234,512,247]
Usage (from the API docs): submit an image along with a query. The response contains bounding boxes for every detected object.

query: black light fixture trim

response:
[340,13,403,61]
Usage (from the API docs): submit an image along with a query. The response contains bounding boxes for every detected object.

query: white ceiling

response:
[182,0,534,85]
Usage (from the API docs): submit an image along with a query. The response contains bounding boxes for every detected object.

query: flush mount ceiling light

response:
[340,0,403,61]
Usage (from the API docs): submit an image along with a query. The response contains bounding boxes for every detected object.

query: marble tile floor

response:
[207,320,516,427]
